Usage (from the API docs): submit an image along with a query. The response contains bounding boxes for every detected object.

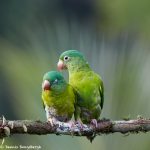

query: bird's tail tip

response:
[86,135,96,143]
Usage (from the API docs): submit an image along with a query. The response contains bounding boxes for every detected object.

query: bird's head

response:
[42,71,66,92]
[57,50,89,72]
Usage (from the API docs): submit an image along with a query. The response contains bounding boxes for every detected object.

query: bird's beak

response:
[57,59,67,71]
[42,80,51,91]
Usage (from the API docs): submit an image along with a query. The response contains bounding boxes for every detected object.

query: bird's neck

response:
[68,60,91,75]
[51,82,67,95]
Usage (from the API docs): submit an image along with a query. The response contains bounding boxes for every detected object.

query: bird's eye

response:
[53,79,58,84]
[64,56,69,61]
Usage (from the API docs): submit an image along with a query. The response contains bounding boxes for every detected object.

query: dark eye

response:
[53,79,58,84]
[64,56,69,61]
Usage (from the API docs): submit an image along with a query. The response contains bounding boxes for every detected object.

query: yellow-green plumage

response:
[58,50,104,124]
[70,71,104,123]
[42,71,75,123]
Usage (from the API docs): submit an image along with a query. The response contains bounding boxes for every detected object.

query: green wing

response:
[99,80,104,109]
[72,87,80,121]
[42,101,45,110]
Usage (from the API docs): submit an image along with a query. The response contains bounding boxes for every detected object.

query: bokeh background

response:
[0,0,150,150]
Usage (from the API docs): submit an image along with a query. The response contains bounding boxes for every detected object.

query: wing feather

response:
[99,80,104,109]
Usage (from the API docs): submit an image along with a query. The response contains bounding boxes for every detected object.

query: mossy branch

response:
[0,117,150,139]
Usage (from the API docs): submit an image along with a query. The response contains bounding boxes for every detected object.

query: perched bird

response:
[57,50,104,128]
[42,71,75,126]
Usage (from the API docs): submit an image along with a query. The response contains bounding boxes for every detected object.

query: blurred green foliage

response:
[0,0,150,150]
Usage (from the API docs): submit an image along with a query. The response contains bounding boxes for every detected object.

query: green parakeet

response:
[42,71,75,126]
[57,50,104,127]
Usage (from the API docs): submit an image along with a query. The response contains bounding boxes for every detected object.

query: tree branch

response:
[0,117,150,138]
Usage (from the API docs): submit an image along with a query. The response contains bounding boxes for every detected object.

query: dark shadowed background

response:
[0,0,150,150]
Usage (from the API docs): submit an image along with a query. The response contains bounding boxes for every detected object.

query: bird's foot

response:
[86,134,96,143]
[67,120,75,129]
[75,119,85,130]
[66,121,75,136]
[47,118,58,127]
[90,119,98,128]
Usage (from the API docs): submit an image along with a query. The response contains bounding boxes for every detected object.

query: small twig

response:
[0,118,150,139]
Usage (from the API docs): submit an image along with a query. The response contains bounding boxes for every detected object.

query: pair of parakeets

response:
[42,50,104,133]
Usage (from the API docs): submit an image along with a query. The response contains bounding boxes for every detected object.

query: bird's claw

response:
[47,118,56,127]
[75,120,85,130]
[47,118,63,128]
[57,121,63,128]
[68,121,75,129]
[90,119,98,128]
[66,121,75,136]
[47,118,53,126]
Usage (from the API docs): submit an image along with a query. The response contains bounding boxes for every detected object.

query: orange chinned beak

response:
[57,59,67,71]
[42,80,51,91]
